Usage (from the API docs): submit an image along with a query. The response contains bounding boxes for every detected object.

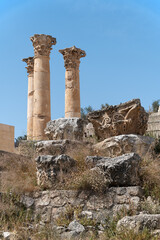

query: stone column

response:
[59,46,86,118]
[22,57,34,140]
[30,34,56,140]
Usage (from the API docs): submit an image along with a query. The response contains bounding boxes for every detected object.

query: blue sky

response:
[0,0,160,138]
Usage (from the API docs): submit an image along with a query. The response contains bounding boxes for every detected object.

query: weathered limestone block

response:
[36,154,76,186]
[93,134,154,158]
[117,214,160,232]
[35,139,93,156]
[87,99,148,140]
[86,153,141,187]
[45,118,96,142]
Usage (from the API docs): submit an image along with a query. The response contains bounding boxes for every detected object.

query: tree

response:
[101,103,109,109]
[81,103,110,119]
[152,100,160,113]
[15,134,27,147]
[81,105,94,120]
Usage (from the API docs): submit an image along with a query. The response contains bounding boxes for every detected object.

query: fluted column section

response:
[59,46,86,118]
[30,34,56,140]
[22,57,34,140]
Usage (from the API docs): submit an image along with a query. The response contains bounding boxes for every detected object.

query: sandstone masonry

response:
[0,123,15,153]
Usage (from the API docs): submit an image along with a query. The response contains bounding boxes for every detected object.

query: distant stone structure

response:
[0,123,14,152]
[59,46,86,118]
[23,34,56,140]
[22,57,34,140]
[147,107,160,138]
[87,99,148,140]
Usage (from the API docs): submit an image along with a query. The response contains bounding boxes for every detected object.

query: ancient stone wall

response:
[147,112,160,138]
[0,123,15,153]
[22,187,142,225]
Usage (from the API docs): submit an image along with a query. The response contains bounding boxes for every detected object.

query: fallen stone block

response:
[87,153,141,187]
[45,118,96,142]
[35,139,93,156]
[87,99,148,140]
[93,134,154,158]
[36,154,76,186]
[117,214,160,232]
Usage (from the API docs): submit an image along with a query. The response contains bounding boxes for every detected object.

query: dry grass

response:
[140,148,160,200]
[68,167,109,193]
[59,147,110,193]
[0,150,38,194]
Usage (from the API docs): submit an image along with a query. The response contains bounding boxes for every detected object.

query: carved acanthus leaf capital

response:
[59,46,86,68]
[30,34,56,57]
[22,57,34,74]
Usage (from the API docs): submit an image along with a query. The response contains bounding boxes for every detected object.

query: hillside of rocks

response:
[0,99,160,240]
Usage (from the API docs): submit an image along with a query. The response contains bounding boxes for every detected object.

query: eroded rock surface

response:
[36,154,76,186]
[87,99,148,140]
[117,214,160,232]
[93,134,154,158]
[45,118,95,142]
[86,153,141,187]
[35,139,93,156]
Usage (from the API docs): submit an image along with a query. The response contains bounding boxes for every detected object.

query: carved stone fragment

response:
[93,134,154,158]
[87,99,148,140]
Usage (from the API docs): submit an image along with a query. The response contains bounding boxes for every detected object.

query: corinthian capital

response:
[59,46,86,68]
[22,57,34,74]
[30,34,56,57]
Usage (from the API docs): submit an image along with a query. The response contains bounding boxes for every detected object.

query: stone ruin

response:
[18,33,160,239]
[147,106,160,138]
[22,34,149,144]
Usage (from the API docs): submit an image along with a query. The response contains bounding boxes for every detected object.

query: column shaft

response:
[59,46,86,118]
[22,57,34,140]
[30,34,56,141]
[65,67,81,118]
[33,56,51,140]
[27,72,34,139]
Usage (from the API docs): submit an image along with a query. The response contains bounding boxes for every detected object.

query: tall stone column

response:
[22,57,34,140]
[30,34,56,140]
[59,46,86,118]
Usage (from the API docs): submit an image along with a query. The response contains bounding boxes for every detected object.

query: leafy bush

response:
[152,100,160,113]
